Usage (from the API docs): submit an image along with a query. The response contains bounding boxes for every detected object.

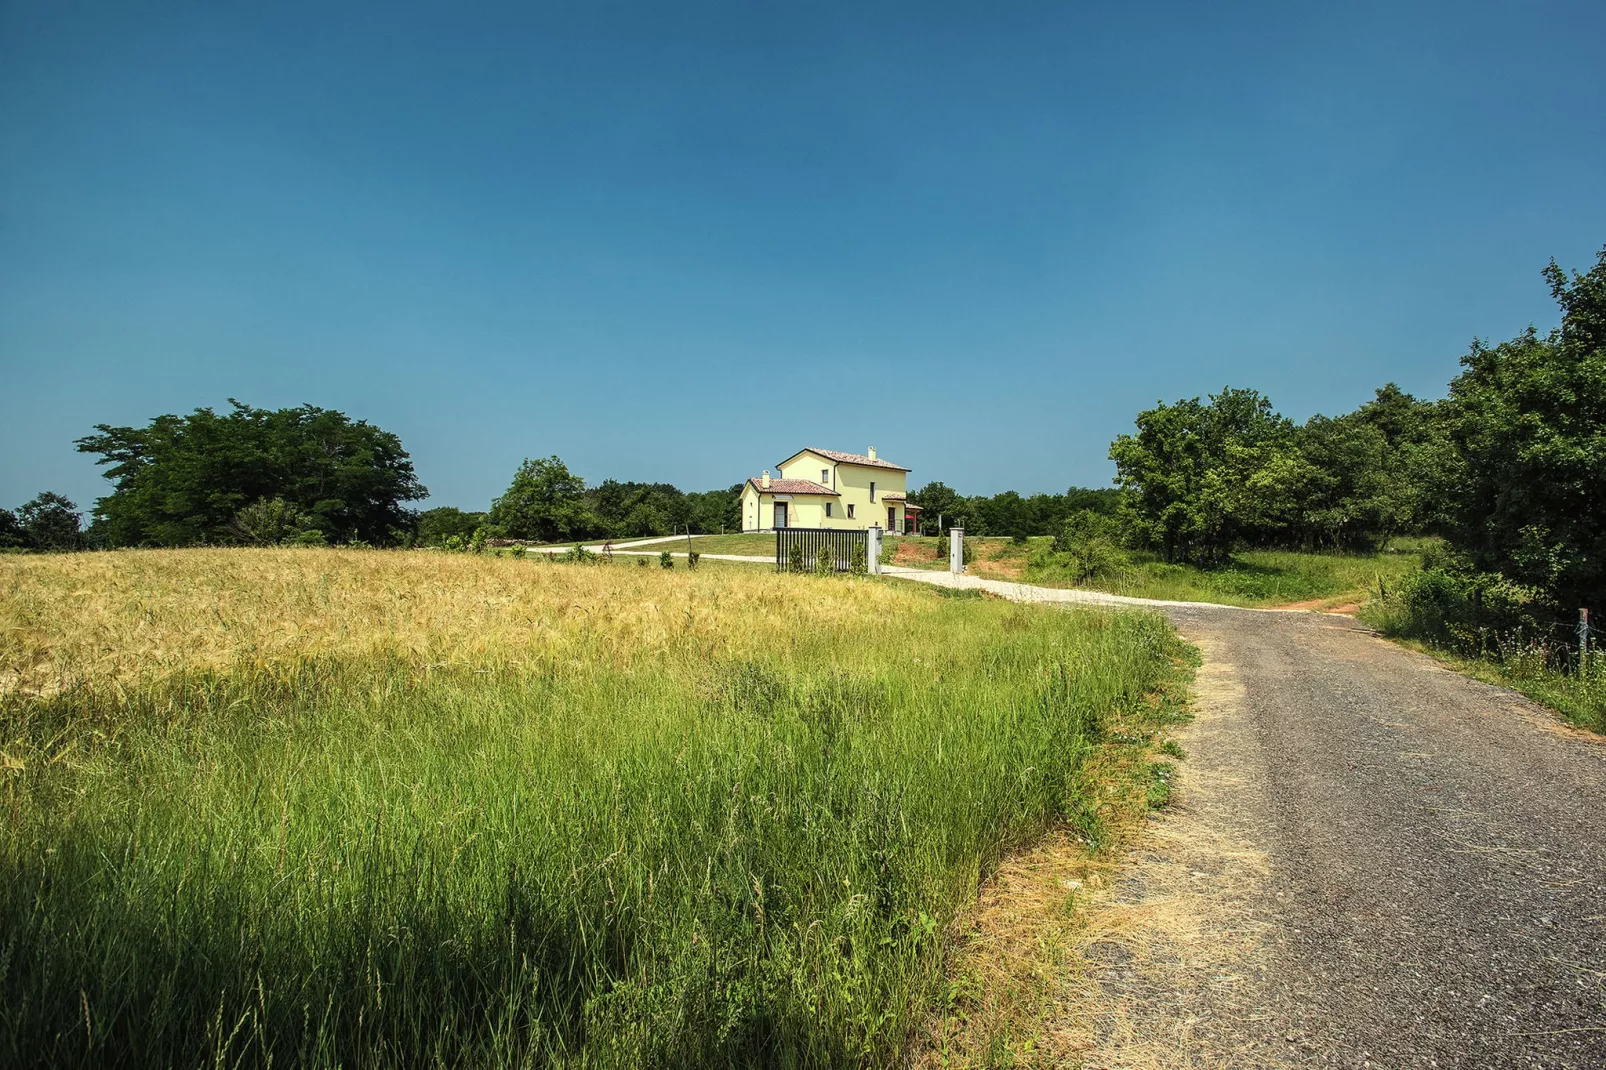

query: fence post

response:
[1581,609,1592,678]
[949,527,965,574]
[867,525,881,575]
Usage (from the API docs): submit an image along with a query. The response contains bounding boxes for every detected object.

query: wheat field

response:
[0,549,1182,1068]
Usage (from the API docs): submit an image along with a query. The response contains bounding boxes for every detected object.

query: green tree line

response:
[1107,245,1605,635]
[904,482,1122,538]
[439,456,743,545]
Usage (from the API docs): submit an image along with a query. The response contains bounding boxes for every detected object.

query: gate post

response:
[949,527,965,574]
[867,526,882,575]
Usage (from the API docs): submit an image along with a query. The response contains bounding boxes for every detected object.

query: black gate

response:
[776,528,866,573]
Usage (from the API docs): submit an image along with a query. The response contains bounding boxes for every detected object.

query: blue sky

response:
[3,1,1603,513]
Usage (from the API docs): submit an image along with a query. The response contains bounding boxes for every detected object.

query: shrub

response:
[814,541,833,575]
[562,542,596,565]
[660,550,674,569]
[849,541,868,576]
[1052,510,1121,554]
[637,557,648,568]
[511,545,526,559]
[230,497,315,546]
[787,543,805,573]
[687,550,700,570]
[1044,511,1126,584]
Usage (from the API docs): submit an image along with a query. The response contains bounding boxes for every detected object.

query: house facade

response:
[740,447,922,534]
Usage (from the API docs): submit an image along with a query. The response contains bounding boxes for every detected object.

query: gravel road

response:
[1121,606,1606,1069]
[887,568,1606,1066]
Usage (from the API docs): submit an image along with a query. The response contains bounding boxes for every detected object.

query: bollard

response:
[949,527,965,574]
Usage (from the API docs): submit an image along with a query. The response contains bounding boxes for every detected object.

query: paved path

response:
[892,569,1606,1067]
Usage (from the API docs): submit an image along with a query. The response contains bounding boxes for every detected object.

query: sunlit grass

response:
[885,536,1424,608]
[0,548,1185,1068]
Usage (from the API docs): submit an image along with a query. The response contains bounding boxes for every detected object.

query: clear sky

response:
[3,1,1603,513]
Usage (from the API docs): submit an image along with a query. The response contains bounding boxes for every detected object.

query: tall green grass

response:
[0,586,1182,1067]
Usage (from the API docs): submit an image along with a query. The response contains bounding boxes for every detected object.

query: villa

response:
[740,447,921,533]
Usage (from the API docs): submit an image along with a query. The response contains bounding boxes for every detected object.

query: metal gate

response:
[776,528,866,573]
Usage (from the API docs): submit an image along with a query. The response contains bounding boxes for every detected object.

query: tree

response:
[1443,246,1606,614]
[908,482,963,533]
[15,492,84,551]
[416,507,487,547]
[1291,414,1395,550]
[684,485,743,534]
[487,456,591,542]
[75,400,426,546]
[0,507,22,549]
[1109,388,1297,564]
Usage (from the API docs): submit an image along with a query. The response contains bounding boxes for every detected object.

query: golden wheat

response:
[0,547,922,695]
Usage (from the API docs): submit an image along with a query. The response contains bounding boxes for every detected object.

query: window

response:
[822,468,829,485]
[869,481,876,501]
[847,504,856,519]
[825,502,833,518]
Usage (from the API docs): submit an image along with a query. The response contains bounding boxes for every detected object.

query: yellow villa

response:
[740,447,921,534]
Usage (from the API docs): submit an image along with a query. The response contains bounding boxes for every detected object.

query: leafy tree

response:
[1443,246,1606,614]
[416,507,486,547]
[683,485,743,535]
[14,492,84,551]
[0,507,23,549]
[1063,487,1125,515]
[1290,414,1395,550]
[1109,388,1297,564]
[973,490,1031,540]
[75,401,426,546]
[487,456,591,542]
[908,482,964,533]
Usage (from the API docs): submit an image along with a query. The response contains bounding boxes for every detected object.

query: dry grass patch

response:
[0,547,917,696]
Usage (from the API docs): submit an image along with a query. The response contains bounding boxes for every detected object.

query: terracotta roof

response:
[790,447,911,472]
[880,492,907,501]
[747,477,839,496]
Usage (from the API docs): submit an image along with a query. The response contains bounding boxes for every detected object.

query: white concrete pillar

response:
[949,527,965,574]
[867,525,881,575]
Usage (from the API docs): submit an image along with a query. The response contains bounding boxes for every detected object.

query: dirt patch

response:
[1271,598,1360,615]
[1062,641,1285,1068]
[891,540,942,567]
[968,542,1030,581]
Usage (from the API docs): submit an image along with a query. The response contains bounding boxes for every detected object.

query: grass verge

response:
[0,549,1186,1068]
[913,641,1199,1066]
[891,536,1423,608]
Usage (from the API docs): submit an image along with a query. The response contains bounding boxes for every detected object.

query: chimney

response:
[867,445,877,461]
[761,470,771,489]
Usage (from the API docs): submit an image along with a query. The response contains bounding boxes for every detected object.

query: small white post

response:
[949,527,965,574]
[867,525,881,575]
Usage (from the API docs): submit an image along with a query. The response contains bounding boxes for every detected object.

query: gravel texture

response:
[1152,606,1606,1069]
